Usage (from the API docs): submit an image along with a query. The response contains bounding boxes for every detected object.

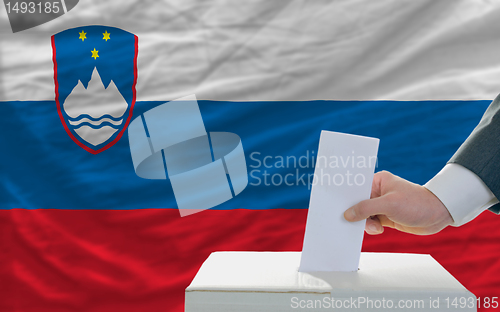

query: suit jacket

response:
[449,94,500,214]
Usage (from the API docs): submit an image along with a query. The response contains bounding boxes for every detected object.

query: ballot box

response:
[185,252,476,312]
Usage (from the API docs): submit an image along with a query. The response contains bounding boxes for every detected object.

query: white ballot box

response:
[185,252,476,312]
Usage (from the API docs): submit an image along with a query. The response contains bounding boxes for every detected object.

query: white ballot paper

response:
[299,131,379,272]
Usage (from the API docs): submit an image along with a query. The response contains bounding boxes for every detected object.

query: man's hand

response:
[344,171,454,235]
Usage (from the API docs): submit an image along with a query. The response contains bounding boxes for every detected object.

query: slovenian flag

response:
[1,1,499,311]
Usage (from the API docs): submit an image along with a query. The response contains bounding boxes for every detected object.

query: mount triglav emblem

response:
[64,68,128,146]
[52,25,138,154]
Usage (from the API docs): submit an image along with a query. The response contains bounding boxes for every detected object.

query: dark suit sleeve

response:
[449,94,500,214]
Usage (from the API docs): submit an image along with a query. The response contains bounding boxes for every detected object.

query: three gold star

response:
[78,29,110,59]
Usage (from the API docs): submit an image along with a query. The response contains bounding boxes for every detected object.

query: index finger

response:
[344,195,395,222]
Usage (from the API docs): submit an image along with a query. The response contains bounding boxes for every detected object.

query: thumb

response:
[344,196,393,222]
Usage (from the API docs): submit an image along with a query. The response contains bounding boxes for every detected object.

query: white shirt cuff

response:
[424,163,499,227]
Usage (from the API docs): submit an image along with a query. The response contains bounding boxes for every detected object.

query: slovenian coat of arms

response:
[52,25,138,154]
